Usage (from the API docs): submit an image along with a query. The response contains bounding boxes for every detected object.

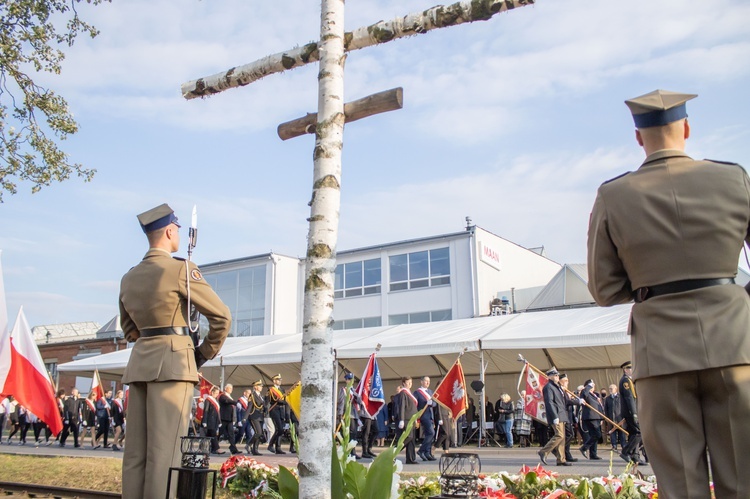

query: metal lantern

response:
[432,452,481,498]
[166,436,217,499]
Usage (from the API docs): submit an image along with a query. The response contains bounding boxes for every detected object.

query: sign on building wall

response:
[479,241,502,271]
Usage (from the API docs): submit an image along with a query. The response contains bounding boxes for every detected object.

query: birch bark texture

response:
[181,0,535,99]
[298,0,345,496]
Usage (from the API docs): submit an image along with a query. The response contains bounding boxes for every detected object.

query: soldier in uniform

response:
[119,203,231,499]
[246,380,265,456]
[587,90,750,498]
[266,374,288,454]
[618,361,643,465]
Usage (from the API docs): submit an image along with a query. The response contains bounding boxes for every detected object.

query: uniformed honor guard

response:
[267,374,288,454]
[587,90,750,498]
[618,361,644,465]
[247,380,265,456]
[119,203,231,499]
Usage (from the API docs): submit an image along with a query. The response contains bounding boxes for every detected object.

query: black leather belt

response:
[140,326,189,337]
[634,278,735,303]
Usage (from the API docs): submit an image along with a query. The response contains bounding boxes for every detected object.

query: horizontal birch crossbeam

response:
[181,0,535,100]
[277,87,403,140]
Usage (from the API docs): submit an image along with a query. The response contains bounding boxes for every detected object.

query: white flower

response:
[394,459,403,473]
[390,473,400,499]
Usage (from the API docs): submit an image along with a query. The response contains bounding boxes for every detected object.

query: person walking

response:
[495,393,514,448]
[60,388,81,448]
[587,89,750,498]
[246,381,265,456]
[218,384,240,455]
[414,376,437,461]
[119,203,231,499]
[81,391,97,448]
[111,390,125,451]
[267,375,288,455]
[395,376,418,465]
[537,368,580,467]
[201,386,223,455]
[94,389,112,449]
[578,380,603,460]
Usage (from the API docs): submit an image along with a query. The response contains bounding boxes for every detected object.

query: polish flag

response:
[90,368,105,402]
[432,358,469,419]
[0,308,64,436]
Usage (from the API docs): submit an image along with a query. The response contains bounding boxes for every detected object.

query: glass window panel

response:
[430,248,450,276]
[344,318,364,330]
[251,319,264,336]
[431,309,452,322]
[215,271,237,290]
[410,279,429,289]
[238,268,255,288]
[237,288,253,310]
[389,314,409,325]
[390,282,408,292]
[345,288,363,298]
[334,290,344,299]
[363,259,381,286]
[363,317,382,328]
[332,321,344,331]
[334,264,344,291]
[253,268,266,285]
[217,289,235,309]
[431,276,451,286]
[389,254,408,282]
[410,311,430,324]
[409,251,429,279]
[363,285,380,295]
[345,261,362,289]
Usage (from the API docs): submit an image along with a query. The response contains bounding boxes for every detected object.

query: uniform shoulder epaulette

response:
[601,171,631,185]
[173,256,186,261]
[704,159,740,166]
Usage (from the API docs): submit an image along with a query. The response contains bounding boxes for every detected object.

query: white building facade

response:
[198,226,561,336]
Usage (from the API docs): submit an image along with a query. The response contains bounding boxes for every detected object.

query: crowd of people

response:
[0,388,125,450]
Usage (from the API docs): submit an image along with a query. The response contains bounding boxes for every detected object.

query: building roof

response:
[32,321,101,345]
[525,264,595,311]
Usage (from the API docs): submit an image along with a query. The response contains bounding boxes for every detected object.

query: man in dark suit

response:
[219,384,240,455]
[579,380,603,460]
[201,386,223,455]
[414,376,437,461]
[588,90,750,498]
[604,383,625,451]
[267,374,288,455]
[60,388,81,448]
[119,203,231,499]
[396,376,418,464]
[538,368,579,467]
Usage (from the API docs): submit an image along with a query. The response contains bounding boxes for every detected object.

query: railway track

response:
[0,482,119,498]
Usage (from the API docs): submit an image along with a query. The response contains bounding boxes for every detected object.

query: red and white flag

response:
[194,374,213,422]
[355,353,385,418]
[0,307,64,436]
[518,362,548,424]
[90,367,105,402]
[432,358,469,419]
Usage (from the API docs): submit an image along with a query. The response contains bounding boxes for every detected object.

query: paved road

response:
[0,440,650,479]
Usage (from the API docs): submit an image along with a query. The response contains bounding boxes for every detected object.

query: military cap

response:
[625,89,697,129]
[620,361,633,369]
[137,203,180,234]
[559,373,568,380]
[272,374,282,380]
[584,379,595,387]
[344,372,354,380]
[545,367,559,376]
[252,380,263,387]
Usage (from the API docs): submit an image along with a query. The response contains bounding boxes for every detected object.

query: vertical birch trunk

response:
[299,0,345,496]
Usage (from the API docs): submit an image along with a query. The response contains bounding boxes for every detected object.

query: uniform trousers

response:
[539,422,566,463]
[268,408,285,451]
[121,381,192,499]
[581,420,602,458]
[396,426,417,464]
[621,417,641,460]
[638,365,750,499]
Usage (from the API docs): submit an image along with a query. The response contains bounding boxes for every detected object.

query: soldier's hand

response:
[64,420,69,425]
[194,348,208,369]
[398,421,404,429]
[82,422,87,427]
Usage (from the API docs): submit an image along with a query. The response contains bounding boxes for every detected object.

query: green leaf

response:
[278,466,299,499]
[363,447,397,499]
[331,441,346,499]
[342,461,368,499]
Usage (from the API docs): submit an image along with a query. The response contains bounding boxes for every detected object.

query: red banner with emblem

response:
[432,358,469,420]
[194,374,213,423]
[519,362,548,424]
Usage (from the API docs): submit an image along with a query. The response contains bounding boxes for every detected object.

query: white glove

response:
[553,418,559,425]
[284,423,290,430]
[398,420,404,429]
[578,398,585,404]
[202,423,207,428]
[82,422,87,427]
[438,420,443,426]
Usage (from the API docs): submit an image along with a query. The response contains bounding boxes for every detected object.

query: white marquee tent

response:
[58,304,633,400]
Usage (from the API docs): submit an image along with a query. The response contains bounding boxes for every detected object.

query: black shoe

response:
[268,445,274,452]
[418,451,428,461]
[427,454,437,461]
[537,450,548,465]
[275,449,286,455]
[215,450,226,455]
[566,457,578,462]
[112,444,120,451]
[93,445,101,450]
[578,446,588,459]
[252,450,262,456]
[74,444,81,448]
[405,460,417,465]
[557,462,573,466]
[590,455,602,460]
[634,460,648,466]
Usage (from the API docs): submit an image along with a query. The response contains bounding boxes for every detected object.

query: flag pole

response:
[516,354,628,435]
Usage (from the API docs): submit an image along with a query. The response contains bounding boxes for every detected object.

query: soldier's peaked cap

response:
[272,374,282,380]
[252,380,263,387]
[137,203,179,234]
[625,89,697,129]
[620,361,633,369]
[546,367,559,376]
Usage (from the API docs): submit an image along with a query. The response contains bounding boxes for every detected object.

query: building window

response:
[332,316,383,331]
[388,309,452,325]
[334,258,381,298]
[389,247,450,291]
[203,265,266,337]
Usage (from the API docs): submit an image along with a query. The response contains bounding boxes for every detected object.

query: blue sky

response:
[2,0,749,328]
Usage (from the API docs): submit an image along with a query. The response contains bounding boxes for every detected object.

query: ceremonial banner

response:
[286,382,302,420]
[90,367,105,401]
[194,374,213,423]
[0,307,63,435]
[521,363,548,424]
[432,359,468,419]
[355,352,385,418]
